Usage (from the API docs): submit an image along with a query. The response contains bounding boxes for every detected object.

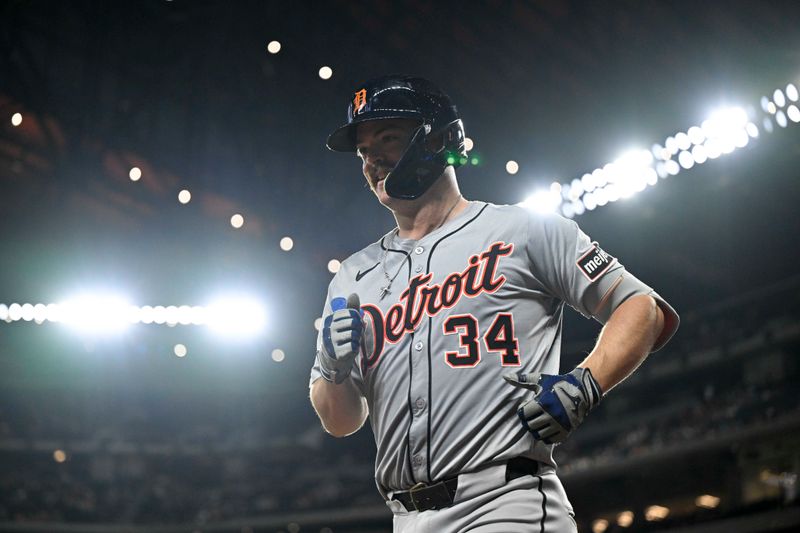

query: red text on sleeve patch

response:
[577,243,616,282]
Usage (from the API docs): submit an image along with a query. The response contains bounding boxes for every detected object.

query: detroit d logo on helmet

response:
[352,89,367,115]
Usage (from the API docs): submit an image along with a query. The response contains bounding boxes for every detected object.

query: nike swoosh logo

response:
[563,390,582,414]
[355,262,380,282]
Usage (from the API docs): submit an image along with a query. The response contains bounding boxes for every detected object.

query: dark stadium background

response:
[1,1,799,532]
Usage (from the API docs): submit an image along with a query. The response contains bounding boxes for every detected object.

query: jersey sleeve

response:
[308,274,367,394]
[525,212,679,351]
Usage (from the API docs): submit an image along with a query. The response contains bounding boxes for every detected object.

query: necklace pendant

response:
[379,286,390,300]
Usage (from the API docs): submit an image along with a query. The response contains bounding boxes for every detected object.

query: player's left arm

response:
[506,211,680,444]
[577,292,666,393]
[506,292,674,444]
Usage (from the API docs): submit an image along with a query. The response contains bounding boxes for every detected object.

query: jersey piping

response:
[380,235,417,484]
[424,202,490,482]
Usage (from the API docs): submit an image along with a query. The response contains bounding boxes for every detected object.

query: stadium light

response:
[280,236,294,251]
[695,494,721,509]
[787,83,799,102]
[616,510,634,527]
[519,188,562,214]
[56,292,136,334]
[519,77,800,219]
[205,294,268,338]
[645,505,670,521]
[2,294,269,339]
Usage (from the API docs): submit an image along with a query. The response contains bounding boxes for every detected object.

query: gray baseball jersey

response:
[310,201,677,497]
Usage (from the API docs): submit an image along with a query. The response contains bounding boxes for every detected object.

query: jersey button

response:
[414,246,424,255]
[415,398,426,410]
[414,341,423,351]
[412,455,423,466]
[414,265,423,273]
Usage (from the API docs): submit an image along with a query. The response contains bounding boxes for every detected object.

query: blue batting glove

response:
[318,294,364,384]
[504,367,603,444]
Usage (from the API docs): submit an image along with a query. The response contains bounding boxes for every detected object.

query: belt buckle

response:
[408,481,428,511]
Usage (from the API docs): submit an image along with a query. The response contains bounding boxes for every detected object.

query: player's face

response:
[355,118,419,205]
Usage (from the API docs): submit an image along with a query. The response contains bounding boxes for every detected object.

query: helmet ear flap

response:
[442,119,467,166]
[384,119,467,200]
[384,125,437,200]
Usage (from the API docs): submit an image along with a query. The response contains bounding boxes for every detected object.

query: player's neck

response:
[392,176,467,241]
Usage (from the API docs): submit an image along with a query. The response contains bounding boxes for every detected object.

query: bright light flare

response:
[645,505,669,521]
[129,167,142,181]
[174,343,187,357]
[11,113,22,126]
[514,80,794,219]
[3,297,269,338]
[319,66,333,80]
[205,296,267,337]
[773,89,786,107]
[776,110,788,128]
[57,293,136,334]
[687,126,705,145]
[696,494,720,509]
[616,510,634,527]
[178,189,191,204]
[787,83,799,102]
[591,519,609,533]
[520,188,562,214]
[701,107,749,154]
[609,149,653,199]
[267,40,281,54]
[280,237,294,251]
[703,107,748,129]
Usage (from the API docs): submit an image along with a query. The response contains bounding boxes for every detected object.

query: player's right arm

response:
[308,293,369,437]
[310,377,368,437]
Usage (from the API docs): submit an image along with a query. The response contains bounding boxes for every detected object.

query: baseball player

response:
[309,75,679,532]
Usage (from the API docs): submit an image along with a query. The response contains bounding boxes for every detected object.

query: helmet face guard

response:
[384,119,466,200]
[326,75,467,200]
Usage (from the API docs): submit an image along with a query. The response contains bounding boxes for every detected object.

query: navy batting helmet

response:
[326,75,467,200]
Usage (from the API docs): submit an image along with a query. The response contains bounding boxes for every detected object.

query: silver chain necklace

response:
[379,196,463,300]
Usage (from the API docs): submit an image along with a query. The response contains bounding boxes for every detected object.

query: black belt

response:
[391,457,540,512]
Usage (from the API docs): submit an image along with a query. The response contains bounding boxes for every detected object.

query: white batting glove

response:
[504,367,603,444]
[318,295,364,384]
